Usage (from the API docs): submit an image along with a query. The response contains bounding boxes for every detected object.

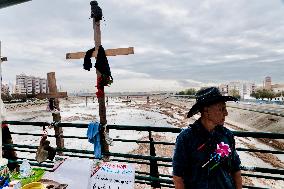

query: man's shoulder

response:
[177,122,199,139]
[216,126,235,147]
[179,127,193,136]
[218,126,234,137]
[175,126,195,149]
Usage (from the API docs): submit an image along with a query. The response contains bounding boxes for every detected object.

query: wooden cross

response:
[66,47,134,59]
[66,1,134,157]
[46,72,67,155]
[36,73,67,100]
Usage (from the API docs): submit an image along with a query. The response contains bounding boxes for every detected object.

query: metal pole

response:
[149,131,161,188]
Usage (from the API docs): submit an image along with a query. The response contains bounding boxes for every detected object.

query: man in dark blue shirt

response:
[173,87,242,189]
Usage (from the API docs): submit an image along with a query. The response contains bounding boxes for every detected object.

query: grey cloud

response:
[176,80,202,88]
[1,0,284,92]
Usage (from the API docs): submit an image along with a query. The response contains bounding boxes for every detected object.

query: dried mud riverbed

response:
[4,96,284,188]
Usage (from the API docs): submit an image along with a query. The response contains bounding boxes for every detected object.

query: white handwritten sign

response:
[87,160,135,189]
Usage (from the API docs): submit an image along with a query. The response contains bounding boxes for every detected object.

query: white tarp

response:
[43,158,92,189]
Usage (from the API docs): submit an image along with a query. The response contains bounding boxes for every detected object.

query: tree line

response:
[251,89,283,100]
[177,88,283,100]
[1,93,37,103]
[176,88,241,99]
[176,88,197,95]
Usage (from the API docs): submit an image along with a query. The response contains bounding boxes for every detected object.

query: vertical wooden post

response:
[47,72,64,155]
[94,19,101,48]
[93,10,109,156]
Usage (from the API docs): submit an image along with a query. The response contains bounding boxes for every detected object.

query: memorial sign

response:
[87,161,135,189]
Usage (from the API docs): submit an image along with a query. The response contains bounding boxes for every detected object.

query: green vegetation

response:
[1,93,28,102]
[177,88,197,95]
[250,89,282,100]
[228,89,241,99]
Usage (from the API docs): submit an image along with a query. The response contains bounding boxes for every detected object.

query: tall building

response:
[26,76,33,94]
[15,74,27,94]
[15,74,47,95]
[263,76,284,94]
[40,78,47,93]
[264,76,272,90]
[34,77,41,94]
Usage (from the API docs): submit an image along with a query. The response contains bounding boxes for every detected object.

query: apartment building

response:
[272,84,284,93]
[26,77,33,94]
[14,84,26,94]
[40,78,47,93]
[34,77,41,94]
[243,82,256,97]
[15,74,27,94]
[219,81,256,99]
[15,74,47,95]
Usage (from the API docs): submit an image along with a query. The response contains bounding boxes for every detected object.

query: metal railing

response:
[3,120,284,189]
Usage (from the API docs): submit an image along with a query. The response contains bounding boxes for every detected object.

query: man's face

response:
[205,101,228,125]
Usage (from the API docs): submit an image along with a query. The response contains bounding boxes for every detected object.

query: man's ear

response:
[203,107,211,118]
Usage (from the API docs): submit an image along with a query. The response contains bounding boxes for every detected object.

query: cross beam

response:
[66,47,134,59]
[36,92,67,99]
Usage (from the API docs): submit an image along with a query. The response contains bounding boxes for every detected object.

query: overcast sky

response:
[1,0,284,93]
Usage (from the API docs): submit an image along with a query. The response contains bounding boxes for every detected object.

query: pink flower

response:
[215,142,231,157]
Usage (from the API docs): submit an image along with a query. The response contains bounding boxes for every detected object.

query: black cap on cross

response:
[90,1,102,21]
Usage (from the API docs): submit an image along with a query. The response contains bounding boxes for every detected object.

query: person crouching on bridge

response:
[173,87,242,189]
